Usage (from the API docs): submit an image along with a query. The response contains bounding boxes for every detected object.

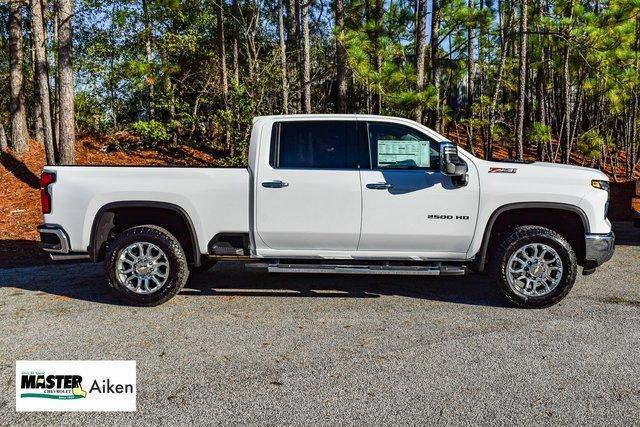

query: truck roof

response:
[253,113,418,123]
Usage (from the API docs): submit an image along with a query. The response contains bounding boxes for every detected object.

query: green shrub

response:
[525,122,552,146]
[577,129,604,162]
[129,120,171,147]
[75,91,109,134]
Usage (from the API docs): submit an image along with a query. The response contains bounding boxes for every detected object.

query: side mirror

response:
[440,142,468,176]
[439,142,468,186]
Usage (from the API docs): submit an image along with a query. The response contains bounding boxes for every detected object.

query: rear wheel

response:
[105,225,189,306]
[490,225,577,308]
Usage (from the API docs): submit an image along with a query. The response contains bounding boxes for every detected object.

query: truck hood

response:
[484,160,609,181]
[471,158,609,210]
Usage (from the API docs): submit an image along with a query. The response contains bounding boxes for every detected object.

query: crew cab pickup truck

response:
[38,115,615,307]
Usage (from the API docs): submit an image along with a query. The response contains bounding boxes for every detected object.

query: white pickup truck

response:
[38,114,615,307]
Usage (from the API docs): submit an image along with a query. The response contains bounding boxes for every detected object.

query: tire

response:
[189,258,218,275]
[489,225,577,308]
[105,225,190,306]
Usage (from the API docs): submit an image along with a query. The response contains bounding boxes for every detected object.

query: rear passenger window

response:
[271,121,358,169]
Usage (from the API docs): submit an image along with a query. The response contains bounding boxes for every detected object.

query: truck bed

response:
[42,166,250,254]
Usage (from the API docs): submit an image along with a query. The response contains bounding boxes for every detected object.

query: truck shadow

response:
[612,221,640,246]
[2,262,509,307]
[182,263,510,308]
[3,222,634,307]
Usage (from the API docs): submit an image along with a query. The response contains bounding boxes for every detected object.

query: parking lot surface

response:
[1,223,639,425]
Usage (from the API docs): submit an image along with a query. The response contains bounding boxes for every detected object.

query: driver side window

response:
[367,122,440,171]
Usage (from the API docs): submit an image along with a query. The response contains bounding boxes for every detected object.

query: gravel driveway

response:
[1,223,639,425]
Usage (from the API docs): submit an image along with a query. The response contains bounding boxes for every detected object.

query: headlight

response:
[591,180,610,191]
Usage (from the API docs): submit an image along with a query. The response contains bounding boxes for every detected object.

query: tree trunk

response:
[217,3,228,106]
[30,0,56,164]
[466,0,474,119]
[31,28,45,145]
[299,0,311,113]
[278,0,289,114]
[486,5,513,160]
[558,0,573,164]
[8,0,30,154]
[430,0,442,131]
[335,0,347,113]
[217,0,231,154]
[231,0,239,82]
[373,0,383,114]
[141,0,154,120]
[34,80,45,144]
[53,0,60,152]
[535,54,547,161]
[57,0,75,164]
[287,0,299,112]
[561,38,571,164]
[414,0,426,122]
[364,0,372,113]
[0,122,8,152]
[515,0,528,160]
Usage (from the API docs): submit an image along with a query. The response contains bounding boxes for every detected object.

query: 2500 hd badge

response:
[427,214,470,220]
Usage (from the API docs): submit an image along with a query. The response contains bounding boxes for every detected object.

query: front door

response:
[255,120,363,251]
[358,121,479,256]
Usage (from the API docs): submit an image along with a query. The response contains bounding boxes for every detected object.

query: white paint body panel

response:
[43,167,250,253]
[256,168,362,250]
[42,114,612,262]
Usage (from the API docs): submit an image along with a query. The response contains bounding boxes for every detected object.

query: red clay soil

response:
[1,133,638,268]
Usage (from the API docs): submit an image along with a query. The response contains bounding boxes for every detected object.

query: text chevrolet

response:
[38,115,615,307]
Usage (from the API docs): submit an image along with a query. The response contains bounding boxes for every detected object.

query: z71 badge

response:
[489,167,517,173]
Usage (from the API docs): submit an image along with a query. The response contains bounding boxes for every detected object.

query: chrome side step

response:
[246,263,466,276]
[50,253,91,261]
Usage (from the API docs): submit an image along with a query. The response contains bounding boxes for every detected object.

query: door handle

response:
[366,182,393,190]
[262,180,289,188]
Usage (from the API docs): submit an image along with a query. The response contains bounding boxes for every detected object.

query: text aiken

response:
[90,379,134,394]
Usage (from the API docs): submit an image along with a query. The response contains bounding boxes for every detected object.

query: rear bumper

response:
[37,224,70,253]
[584,232,615,269]
[37,225,90,261]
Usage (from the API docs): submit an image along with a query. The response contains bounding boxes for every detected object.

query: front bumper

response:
[584,232,615,269]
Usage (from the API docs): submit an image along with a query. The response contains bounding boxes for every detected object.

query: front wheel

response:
[489,225,577,308]
[105,225,190,306]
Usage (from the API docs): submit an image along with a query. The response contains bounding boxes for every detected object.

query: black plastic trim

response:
[88,201,201,266]
[475,202,590,272]
[207,233,250,255]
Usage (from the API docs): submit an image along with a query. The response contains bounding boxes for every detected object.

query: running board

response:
[246,263,466,276]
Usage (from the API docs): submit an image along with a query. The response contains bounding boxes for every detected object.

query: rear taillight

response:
[40,172,56,214]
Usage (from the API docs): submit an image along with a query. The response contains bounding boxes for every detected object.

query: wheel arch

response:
[89,201,201,267]
[475,202,590,272]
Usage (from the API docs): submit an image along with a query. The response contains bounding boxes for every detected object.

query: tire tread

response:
[489,225,577,308]
[104,225,189,306]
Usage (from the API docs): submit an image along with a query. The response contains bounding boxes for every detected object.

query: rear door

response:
[255,120,364,251]
[358,121,479,255]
